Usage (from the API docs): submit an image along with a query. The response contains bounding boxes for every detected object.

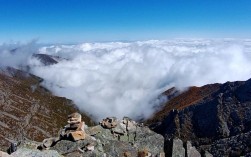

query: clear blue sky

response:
[0,0,251,43]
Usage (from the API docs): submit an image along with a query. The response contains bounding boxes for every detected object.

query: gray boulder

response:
[186,141,201,157]
[172,138,185,157]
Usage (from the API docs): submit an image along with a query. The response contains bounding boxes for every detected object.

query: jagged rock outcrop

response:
[0,67,94,151]
[147,78,251,156]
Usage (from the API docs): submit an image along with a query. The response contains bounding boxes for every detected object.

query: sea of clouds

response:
[1,39,251,120]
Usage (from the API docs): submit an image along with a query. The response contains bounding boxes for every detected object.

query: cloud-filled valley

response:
[1,39,251,121]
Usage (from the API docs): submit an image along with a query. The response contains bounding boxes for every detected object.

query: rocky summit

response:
[5,113,166,157]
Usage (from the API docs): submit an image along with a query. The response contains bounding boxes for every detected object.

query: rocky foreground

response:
[3,113,165,157]
[2,112,207,157]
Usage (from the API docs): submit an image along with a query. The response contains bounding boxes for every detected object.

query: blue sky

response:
[0,0,251,43]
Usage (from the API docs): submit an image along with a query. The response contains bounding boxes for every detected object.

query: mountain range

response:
[0,53,251,156]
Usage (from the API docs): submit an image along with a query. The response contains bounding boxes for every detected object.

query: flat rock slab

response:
[11,148,61,157]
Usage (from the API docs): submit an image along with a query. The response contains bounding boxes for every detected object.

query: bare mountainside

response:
[146,79,251,156]
[0,67,94,151]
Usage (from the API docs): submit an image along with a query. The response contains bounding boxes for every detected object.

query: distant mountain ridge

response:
[32,54,69,66]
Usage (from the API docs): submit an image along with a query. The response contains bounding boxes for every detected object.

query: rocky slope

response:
[0,67,94,151]
[147,79,251,156]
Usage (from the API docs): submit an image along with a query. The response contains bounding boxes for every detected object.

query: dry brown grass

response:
[0,68,95,150]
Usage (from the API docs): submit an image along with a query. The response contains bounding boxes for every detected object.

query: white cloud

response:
[1,39,251,121]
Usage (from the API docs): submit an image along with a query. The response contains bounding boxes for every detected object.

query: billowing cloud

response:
[1,39,251,121]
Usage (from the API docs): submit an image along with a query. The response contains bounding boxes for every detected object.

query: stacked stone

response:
[39,112,86,150]
[61,112,86,141]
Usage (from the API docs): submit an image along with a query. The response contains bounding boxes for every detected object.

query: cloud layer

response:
[1,39,251,121]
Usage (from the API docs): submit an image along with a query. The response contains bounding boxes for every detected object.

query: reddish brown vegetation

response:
[146,83,221,124]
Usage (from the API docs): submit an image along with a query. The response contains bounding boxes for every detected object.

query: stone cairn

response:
[60,112,85,141]
[39,112,86,149]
